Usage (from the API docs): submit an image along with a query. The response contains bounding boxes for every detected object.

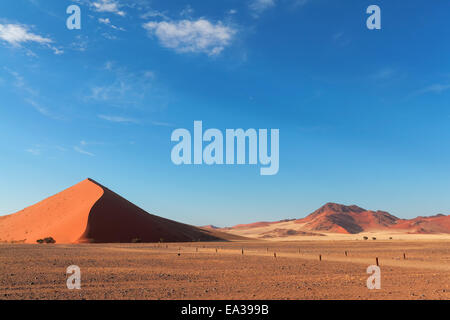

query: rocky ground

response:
[0,240,449,300]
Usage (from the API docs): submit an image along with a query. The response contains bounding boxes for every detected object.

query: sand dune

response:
[0,179,103,243]
[0,179,242,244]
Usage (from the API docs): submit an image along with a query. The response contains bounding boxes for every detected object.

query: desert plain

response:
[1,238,449,300]
[1,179,449,300]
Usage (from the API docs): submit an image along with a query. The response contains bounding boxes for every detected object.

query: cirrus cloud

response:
[98,114,138,123]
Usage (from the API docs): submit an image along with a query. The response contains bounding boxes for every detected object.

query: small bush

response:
[37,237,56,244]
[363,236,368,240]
[45,237,55,243]
[131,237,142,243]
[372,237,377,240]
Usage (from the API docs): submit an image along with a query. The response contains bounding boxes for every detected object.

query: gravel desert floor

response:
[0,240,449,300]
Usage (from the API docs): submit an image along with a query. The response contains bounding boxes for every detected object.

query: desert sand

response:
[0,240,449,300]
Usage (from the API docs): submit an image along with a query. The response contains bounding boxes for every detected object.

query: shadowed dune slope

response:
[79,179,241,243]
[0,179,240,244]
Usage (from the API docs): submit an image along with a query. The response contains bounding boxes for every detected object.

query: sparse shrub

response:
[37,237,55,244]
[131,237,142,243]
[159,238,164,243]
[363,236,368,240]
[44,237,56,243]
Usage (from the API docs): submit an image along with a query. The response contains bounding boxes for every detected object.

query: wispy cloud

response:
[98,114,138,123]
[70,35,88,52]
[84,63,167,111]
[140,9,169,20]
[90,81,136,103]
[6,68,27,90]
[372,68,396,80]
[80,140,104,147]
[4,68,61,119]
[99,17,111,24]
[249,0,276,17]
[292,0,309,8]
[180,5,194,17]
[143,19,236,56]
[74,145,95,156]
[332,31,351,47]
[25,144,67,156]
[151,120,175,127]
[143,70,155,79]
[98,17,125,31]
[26,148,41,156]
[0,23,62,54]
[418,83,450,95]
[24,98,53,118]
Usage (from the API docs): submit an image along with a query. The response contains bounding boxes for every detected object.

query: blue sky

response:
[0,0,449,226]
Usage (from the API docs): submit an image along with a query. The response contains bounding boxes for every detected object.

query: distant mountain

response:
[223,219,297,230]
[0,179,242,244]
[296,202,399,234]
[392,214,450,234]
[217,202,450,238]
[201,225,220,229]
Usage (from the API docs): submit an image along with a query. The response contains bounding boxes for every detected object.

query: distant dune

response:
[217,203,450,240]
[0,179,243,244]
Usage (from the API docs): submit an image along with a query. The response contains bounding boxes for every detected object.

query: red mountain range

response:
[221,202,450,235]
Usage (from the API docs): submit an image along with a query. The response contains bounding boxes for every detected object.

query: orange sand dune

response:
[0,179,103,243]
[0,179,235,244]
